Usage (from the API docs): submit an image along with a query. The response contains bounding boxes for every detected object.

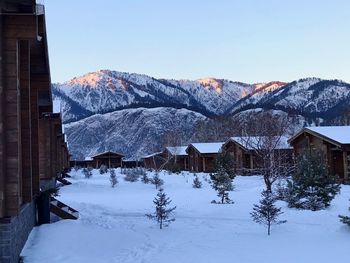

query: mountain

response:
[229,78,350,123]
[65,107,206,160]
[54,70,350,159]
[52,70,286,123]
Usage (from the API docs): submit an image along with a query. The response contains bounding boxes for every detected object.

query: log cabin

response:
[222,136,293,174]
[186,142,224,172]
[164,146,188,171]
[288,126,350,183]
[92,151,124,168]
[0,1,70,261]
[143,151,165,170]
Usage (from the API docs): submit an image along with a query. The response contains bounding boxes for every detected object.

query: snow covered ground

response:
[22,170,350,263]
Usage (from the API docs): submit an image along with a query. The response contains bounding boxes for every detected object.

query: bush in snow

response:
[251,190,286,235]
[150,172,164,189]
[99,164,108,174]
[339,200,350,226]
[124,169,139,182]
[82,168,92,179]
[146,188,176,229]
[87,166,93,172]
[141,173,150,184]
[109,169,118,188]
[286,151,340,211]
[192,175,202,189]
[73,165,81,172]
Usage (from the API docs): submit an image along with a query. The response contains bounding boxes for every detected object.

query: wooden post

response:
[343,151,348,182]
[202,157,206,172]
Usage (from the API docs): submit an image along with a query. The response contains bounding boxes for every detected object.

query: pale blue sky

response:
[45,0,350,83]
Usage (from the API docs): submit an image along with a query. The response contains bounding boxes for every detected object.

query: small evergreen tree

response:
[124,169,139,182]
[339,199,350,226]
[151,172,164,189]
[286,151,340,211]
[210,167,234,204]
[109,169,118,188]
[146,188,176,229]
[251,190,286,235]
[141,173,150,184]
[210,151,235,204]
[192,175,202,189]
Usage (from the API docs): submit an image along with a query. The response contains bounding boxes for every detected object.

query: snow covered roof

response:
[188,142,224,154]
[165,146,188,156]
[84,157,93,161]
[305,126,350,145]
[143,151,163,159]
[91,151,124,158]
[227,136,292,150]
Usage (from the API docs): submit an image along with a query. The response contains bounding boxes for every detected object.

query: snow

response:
[21,170,350,263]
[143,151,163,158]
[189,142,224,154]
[306,126,350,144]
[166,146,188,156]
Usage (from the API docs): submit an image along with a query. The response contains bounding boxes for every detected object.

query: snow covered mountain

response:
[54,70,350,159]
[52,70,286,123]
[65,107,205,160]
[229,78,350,123]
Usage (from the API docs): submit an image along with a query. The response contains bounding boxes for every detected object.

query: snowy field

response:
[22,169,350,263]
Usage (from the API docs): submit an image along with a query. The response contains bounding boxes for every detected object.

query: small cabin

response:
[91,151,124,168]
[222,136,293,174]
[164,146,189,170]
[143,152,165,170]
[186,142,224,172]
[289,126,350,182]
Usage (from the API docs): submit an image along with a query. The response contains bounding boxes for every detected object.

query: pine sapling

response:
[251,190,286,235]
[210,167,234,204]
[192,175,202,189]
[339,199,350,226]
[141,172,150,184]
[151,172,164,189]
[146,188,176,229]
[109,169,118,188]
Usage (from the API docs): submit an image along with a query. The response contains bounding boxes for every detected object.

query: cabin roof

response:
[227,136,292,150]
[165,146,188,156]
[84,157,93,161]
[188,142,224,154]
[143,151,163,159]
[289,126,350,146]
[91,151,124,158]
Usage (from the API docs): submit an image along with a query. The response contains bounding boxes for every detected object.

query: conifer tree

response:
[192,175,202,189]
[109,169,118,187]
[286,151,340,210]
[141,173,150,184]
[210,167,234,204]
[251,190,286,235]
[210,151,235,203]
[339,200,350,226]
[151,172,164,189]
[146,188,176,229]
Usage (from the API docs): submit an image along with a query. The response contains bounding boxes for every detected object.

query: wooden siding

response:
[0,11,70,218]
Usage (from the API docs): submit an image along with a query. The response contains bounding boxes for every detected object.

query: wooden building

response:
[186,142,224,172]
[289,126,350,182]
[222,136,293,174]
[143,151,165,170]
[0,1,71,261]
[91,151,124,168]
[164,146,189,170]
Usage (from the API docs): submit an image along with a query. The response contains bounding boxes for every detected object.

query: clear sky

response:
[45,0,350,83]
